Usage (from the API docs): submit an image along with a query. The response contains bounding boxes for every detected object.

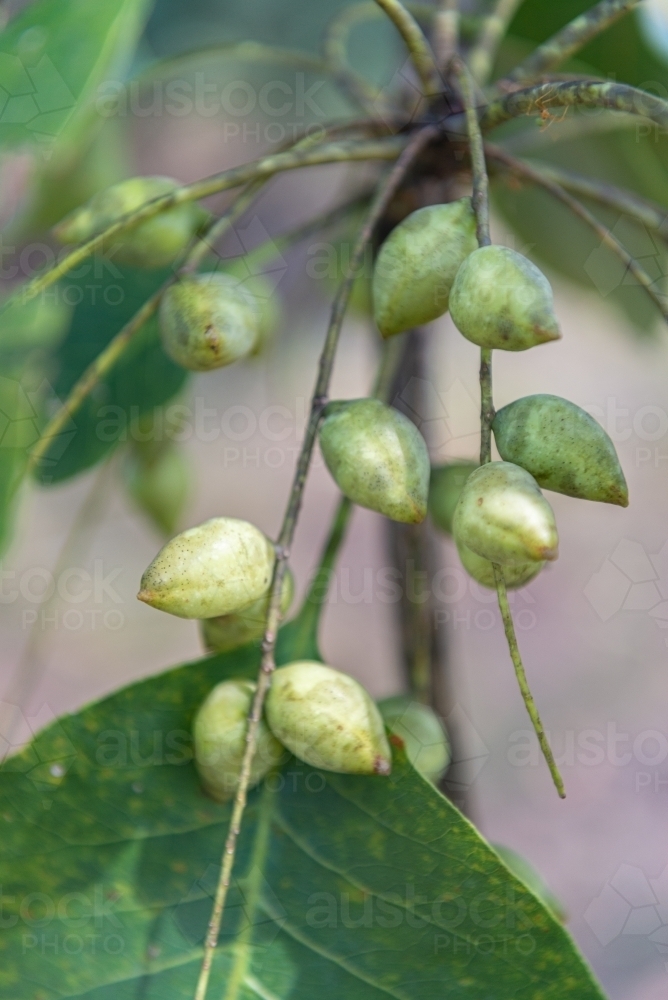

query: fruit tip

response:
[374,755,392,776]
[137,589,153,605]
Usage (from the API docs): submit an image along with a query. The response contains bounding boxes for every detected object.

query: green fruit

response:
[194,679,285,802]
[452,461,558,565]
[372,199,477,337]
[159,273,261,372]
[266,661,392,775]
[201,568,295,654]
[428,461,478,535]
[493,844,566,923]
[53,176,206,269]
[138,517,275,619]
[378,696,450,783]
[456,538,544,590]
[493,394,628,507]
[319,398,429,524]
[122,443,190,536]
[449,246,561,351]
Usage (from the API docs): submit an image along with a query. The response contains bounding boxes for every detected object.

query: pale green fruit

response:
[194,679,285,802]
[428,461,478,536]
[450,246,561,351]
[493,844,566,923]
[378,696,450,783]
[201,569,295,654]
[456,538,544,590]
[372,199,477,337]
[493,394,628,507]
[159,273,261,372]
[138,517,275,619]
[452,462,558,565]
[53,176,206,268]
[122,443,190,536]
[319,398,429,524]
[266,661,392,775]
[237,274,281,357]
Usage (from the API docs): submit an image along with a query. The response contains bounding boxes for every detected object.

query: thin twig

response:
[493,567,566,798]
[479,78,668,134]
[455,65,565,799]
[7,136,406,312]
[371,0,442,97]
[486,143,668,323]
[453,58,490,246]
[468,0,526,85]
[138,39,380,115]
[506,0,641,84]
[192,124,438,1000]
[513,159,668,239]
[433,0,460,70]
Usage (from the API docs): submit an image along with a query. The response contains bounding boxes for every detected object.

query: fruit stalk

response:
[456,55,565,798]
[192,123,438,1000]
[493,566,566,799]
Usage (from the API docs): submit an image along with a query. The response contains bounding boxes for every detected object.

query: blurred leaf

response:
[0,0,153,153]
[0,639,607,999]
[35,264,187,485]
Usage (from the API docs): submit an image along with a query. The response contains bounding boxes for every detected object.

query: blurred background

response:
[2,1,668,996]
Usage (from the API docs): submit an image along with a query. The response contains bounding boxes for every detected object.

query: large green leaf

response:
[0,634,607,998]
[35,264,187,485]
[0,0,152,152]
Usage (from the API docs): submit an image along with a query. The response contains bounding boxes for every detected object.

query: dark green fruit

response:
[452,461,558,565]
[159,273,261,372]
[319,398,430,523]
[122,443,190,536]
[265,661,392,775]
[450,246,561,351]
[378,696,450,782]
[138,517,276,619]
[372,199,477,337]
[493,394,628,507]
[200,569,294,654]
[428,461,478,535]
[53,176,206,269]
[194,680,285,801]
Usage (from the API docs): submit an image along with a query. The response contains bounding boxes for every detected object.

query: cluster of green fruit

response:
[137,516,448,796]
[372,197,628,589]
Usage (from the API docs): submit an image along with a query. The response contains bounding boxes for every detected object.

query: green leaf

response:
[0,640,607,998]
[35,264,187,485]
[0,0,152,152]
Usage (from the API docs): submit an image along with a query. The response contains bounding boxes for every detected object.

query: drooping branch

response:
[506,0,642,84]
[479,78,668,134]
[7,135,406,311]
[371,0,443,97]
[486,143,668,323]
[192,123,438,1000]
[468,0,526,85]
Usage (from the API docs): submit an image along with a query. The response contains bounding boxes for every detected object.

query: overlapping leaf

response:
[0,634,606,999]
